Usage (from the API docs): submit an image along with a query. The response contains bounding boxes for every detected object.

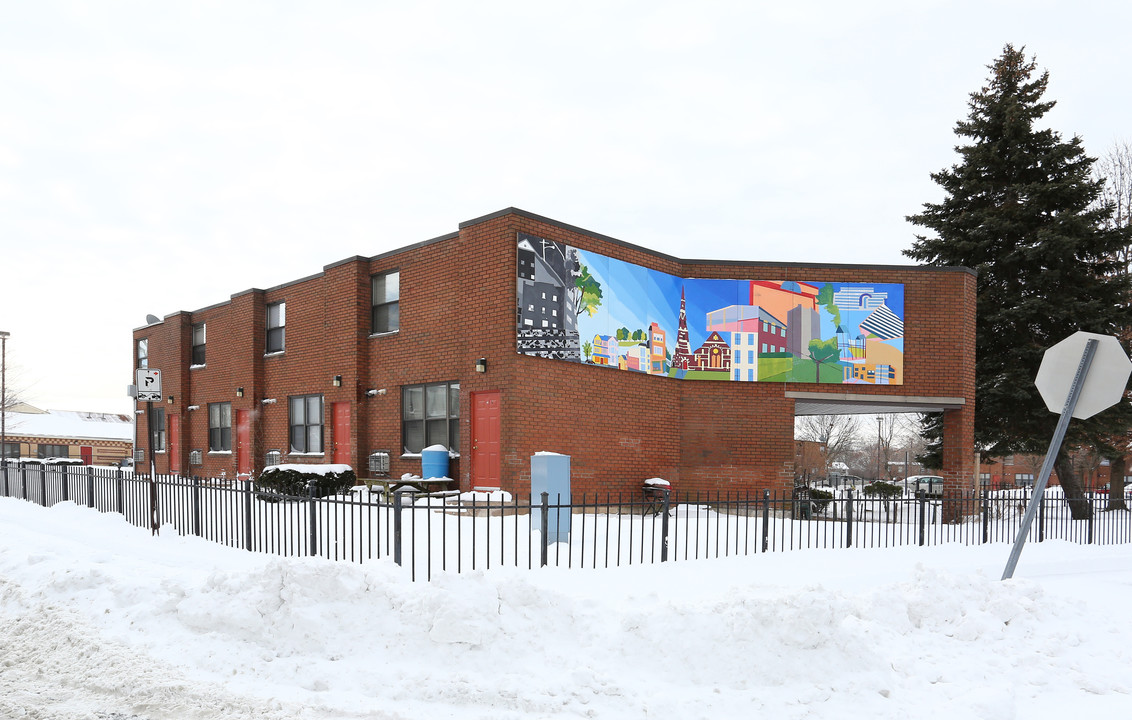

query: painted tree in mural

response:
[905,44,1132,518]
[816,284,841,327]
[570,266,604,319]
[807,338,840,381]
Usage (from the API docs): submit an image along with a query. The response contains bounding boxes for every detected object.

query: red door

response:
[332,402,351,466]
[236,410,251,477]
[471,391,501,489]
[80,445,93,465]
[168,416,180,474]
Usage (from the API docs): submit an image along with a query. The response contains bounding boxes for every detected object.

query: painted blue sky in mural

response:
[520,235,905,385]
[576,250,905,354]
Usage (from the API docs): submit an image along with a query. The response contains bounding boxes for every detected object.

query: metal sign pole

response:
[1002,338,1098,580]
[147,399,159,535]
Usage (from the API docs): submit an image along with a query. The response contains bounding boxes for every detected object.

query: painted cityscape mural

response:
[516,233,905,384]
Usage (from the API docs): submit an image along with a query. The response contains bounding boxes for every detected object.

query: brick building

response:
[131,208,976,497]
[2,402,133,466]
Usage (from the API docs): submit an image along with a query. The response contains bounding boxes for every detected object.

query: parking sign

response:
[136,369,162,402]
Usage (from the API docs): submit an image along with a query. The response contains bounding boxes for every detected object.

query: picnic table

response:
[369,476,455,498]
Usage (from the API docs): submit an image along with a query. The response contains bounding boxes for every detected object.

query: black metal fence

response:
[2,465,1130,581]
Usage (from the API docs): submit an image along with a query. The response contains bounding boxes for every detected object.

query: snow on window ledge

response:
[189,364,206,370]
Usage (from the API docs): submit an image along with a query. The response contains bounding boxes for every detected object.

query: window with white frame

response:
[209,402,232,452]
[402,382,459,454]
[152,408,166,452]
[289,394,323,453]
[191,323,206,365]
[266,302,286,354]
[371,270,400,334]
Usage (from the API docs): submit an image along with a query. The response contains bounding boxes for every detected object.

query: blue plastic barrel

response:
[420,446,450,479]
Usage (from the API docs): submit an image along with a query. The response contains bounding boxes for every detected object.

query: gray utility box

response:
[531,452,570,543]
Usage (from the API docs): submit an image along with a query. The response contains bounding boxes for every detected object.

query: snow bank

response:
[2,498,1132,719]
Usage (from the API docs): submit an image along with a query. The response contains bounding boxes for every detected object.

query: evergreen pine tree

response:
[905,45,1132,518]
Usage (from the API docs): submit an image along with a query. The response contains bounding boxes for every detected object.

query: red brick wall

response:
[133,209,976,499]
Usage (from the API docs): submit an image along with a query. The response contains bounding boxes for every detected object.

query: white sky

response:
[3,1,1130,414]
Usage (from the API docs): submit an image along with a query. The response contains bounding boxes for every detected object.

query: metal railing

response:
[2,465,1130,580]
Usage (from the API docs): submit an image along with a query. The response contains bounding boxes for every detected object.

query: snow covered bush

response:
[255,464,357,502]
[809,488,834,515]
[863,481,902,498]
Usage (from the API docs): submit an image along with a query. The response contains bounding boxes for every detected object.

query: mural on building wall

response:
[516,233,905,385]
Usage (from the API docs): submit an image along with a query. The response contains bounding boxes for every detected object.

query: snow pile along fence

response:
[1,464,1130,581]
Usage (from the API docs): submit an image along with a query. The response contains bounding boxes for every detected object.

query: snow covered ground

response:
[2,497,1131,719]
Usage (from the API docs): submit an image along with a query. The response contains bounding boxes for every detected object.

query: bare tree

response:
[1094,140,1132,258]
[794,414,861,469]
[1093,140,1132,511]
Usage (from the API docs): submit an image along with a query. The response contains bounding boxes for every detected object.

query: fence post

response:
[540,491,549,567]
[308,480,319,557]
[1038,488,1046,543]
[660,488,671,562]
[61,465,69,503]
[116,468,124,516]
[981,490,989,544]
[21,464,28,501]
[40,466,47,507]
[1,464,7,497]
[761,489,770,552]
[1087,496,1095,545]
[192,476,202,537]
[243,479,253,552]
[845,488,854,548]
[917,491,926,546]
[393,491,403,566]
[87,466,94,509]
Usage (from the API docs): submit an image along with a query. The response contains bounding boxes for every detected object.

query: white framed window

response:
[191,323,206,365]
[289,395,323,453]
[208,403,231,452]
[402,382,459,454]
[266,302,286,353]
[371,270,400,334]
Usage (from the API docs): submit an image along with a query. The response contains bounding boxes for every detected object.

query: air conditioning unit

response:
[133,449,145,462]
[265,450,282,467]
[189,450,203,466]
[368,451,390,476]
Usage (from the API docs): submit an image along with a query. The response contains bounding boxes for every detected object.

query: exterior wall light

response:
[167,396,174,404]
[236,387,244,398]
[333,375,343,387]
[476,358,487,373]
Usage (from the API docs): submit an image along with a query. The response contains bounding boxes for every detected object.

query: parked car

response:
[907,475,944,498]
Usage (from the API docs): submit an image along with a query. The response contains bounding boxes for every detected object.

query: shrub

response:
[863,481,902,498]
[809,488,834,515]
[256,467,357,502]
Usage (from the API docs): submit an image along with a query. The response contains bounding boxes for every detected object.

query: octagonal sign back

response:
[1035,332,1132,419]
